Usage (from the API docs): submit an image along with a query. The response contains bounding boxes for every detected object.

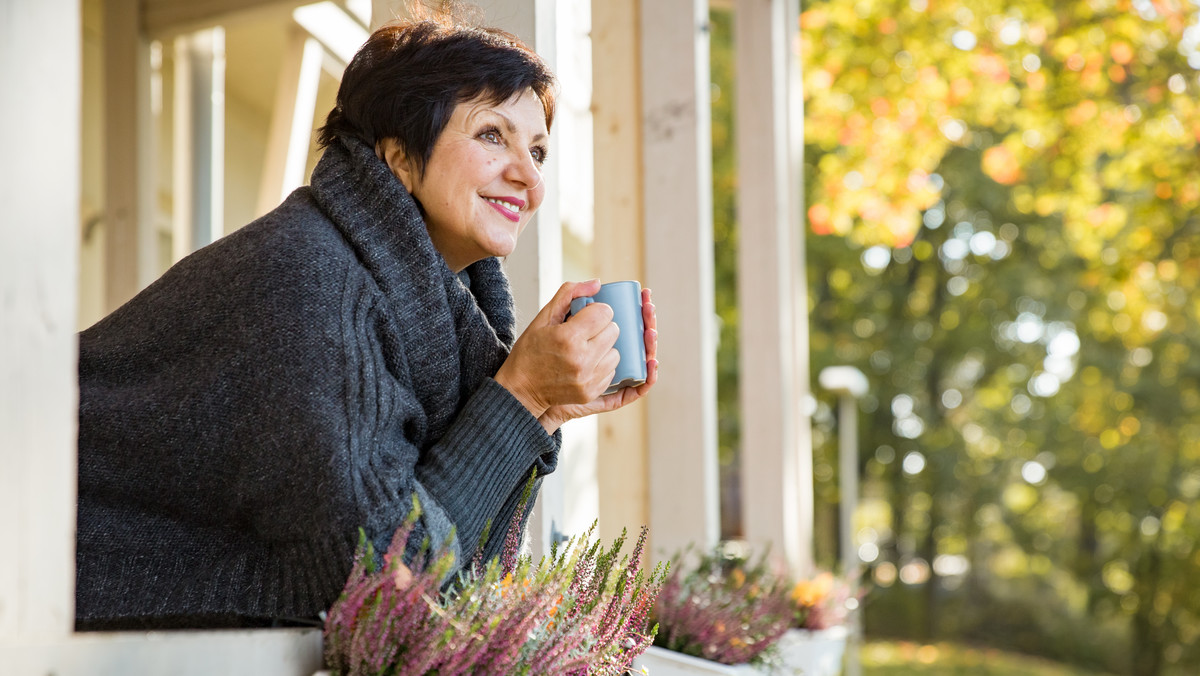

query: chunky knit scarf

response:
[75,135,558,628]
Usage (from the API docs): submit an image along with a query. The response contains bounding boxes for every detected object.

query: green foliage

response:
[709,9,745,539]
[710,1,1200,675]
[798,1,1200,673]
[861,640,1114,676]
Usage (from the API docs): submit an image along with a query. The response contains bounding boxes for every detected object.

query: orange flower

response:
[790,572,835,608]
[730,568,747,589]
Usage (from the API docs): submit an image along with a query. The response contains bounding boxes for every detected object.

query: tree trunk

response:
[1130,543,1164,676]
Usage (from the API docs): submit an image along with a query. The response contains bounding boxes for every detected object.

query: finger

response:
[596,346,621,378]
[539,280,599,325]
[573,278,603,298]
[558,303,616,347]
[644,327,658,361]
[611,378,646,408]
[642,298,657,332]
[586,375,617,404]
[630,359,659,398]
[606,354,658,407]
[591,315,620,347]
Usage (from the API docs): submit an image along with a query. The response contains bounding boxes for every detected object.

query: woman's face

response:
[383,89,549,272]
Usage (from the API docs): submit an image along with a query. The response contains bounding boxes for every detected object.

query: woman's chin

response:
[486,236,520,260]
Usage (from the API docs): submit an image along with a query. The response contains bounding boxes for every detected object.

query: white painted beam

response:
[0,0,80,645]
[293,2,369,66]
[257,28,324,216]
[591,0,649,550]
[14,629,321,676]
[476,0,566,561]
[144,0,305,38]
[476,0,562,324]
[734,0,812,576]
[641,0,721,560]
[173,27,227,261]
[553,0,601,544]
[103,0,156,312]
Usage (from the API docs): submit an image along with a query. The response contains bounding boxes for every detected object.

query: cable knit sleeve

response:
[342,279,560,575]
[409,379,560,562]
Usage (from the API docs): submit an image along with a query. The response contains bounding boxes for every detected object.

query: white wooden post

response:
[591,0,649,549]
[735,0,812,576]
[257,28,324,216]
[476,0,561,318]
[550,0,602,543]
[404,0,563,558]
[0,0,82,645]
[4,2,337,671]
[819,365,868,676]
[173,27,226,261]
[103,0,157,312]
[642,0,721,559]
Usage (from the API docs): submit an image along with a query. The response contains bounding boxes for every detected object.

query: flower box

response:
[632,646,764,675]
[632,627,847,676]
[776,627,848,676]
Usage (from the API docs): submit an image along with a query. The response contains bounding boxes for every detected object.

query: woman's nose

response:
[505,149,543,189]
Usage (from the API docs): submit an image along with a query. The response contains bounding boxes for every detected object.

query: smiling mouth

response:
[483,196,522,222]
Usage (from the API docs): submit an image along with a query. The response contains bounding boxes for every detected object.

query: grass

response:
[861,640,1113,676]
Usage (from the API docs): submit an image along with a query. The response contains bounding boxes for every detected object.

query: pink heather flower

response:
[651,545,793,666]
[323,495,665,676]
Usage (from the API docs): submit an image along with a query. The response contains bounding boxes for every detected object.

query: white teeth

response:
[485,197,520,214]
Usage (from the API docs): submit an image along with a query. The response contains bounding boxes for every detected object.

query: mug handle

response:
[568,296,594,318]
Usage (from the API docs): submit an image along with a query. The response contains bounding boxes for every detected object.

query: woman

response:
[75,5,658,630]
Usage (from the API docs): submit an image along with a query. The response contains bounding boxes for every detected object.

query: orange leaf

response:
[982,145,1022,185]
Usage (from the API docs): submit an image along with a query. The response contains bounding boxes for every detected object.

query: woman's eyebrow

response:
[491,109,548,143]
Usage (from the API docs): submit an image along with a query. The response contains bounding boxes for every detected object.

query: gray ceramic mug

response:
[568,280,648,395]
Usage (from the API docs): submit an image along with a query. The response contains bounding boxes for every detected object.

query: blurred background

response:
[710,2,1200,675]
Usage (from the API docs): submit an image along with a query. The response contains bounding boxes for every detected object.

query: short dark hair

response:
[316,9,557,177]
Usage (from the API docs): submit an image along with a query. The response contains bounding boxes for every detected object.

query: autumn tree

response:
[713,1,1200,674]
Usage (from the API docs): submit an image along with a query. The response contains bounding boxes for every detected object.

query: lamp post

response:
[818,366,868,676]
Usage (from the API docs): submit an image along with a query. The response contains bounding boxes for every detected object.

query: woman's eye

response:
[480,129,501,144]
[531,146,548,165]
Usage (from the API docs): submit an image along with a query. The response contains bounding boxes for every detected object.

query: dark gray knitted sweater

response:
[75,135,560,627]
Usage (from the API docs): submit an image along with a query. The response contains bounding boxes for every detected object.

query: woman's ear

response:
[375,138,417,193]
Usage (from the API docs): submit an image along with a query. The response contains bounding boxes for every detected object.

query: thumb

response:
[539,279,601,325]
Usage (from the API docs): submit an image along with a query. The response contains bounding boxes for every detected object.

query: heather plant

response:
[323,494,667,676]
[651,544,793,665]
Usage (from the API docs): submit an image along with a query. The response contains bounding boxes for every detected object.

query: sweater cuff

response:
[415,378,560,560]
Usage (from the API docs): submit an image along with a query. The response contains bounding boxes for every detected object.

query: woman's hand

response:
[494,280,620,420]
[536,287,659,434]
[494,282,659,434]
